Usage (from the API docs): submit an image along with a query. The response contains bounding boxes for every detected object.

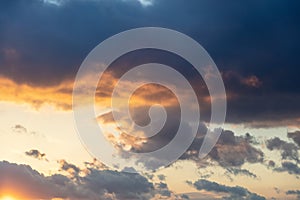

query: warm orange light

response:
[1,196,16,200]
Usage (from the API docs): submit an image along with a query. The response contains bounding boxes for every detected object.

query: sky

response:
[0,0,300,199]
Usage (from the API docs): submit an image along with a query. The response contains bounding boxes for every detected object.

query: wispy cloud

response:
[187,179,266,200]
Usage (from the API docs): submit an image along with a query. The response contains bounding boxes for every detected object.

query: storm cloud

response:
[0,0,299,126]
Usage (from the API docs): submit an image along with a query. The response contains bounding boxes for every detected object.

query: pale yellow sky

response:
[1,101,299,199]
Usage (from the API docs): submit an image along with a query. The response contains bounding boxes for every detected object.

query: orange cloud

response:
[95,72,180,109]
[128,83,179,108]
[0,76,73,110]
[0,71,211,116]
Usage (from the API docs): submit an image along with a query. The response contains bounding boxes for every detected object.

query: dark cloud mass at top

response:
[1,2,300,200]
[0,0,299,125]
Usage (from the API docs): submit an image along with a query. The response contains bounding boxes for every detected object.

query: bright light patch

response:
[1,196,16,200]
[137,0,153,6]
[42,0,64,6]
[122,0,154,7]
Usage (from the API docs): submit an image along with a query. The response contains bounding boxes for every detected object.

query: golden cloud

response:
[0,71,211,114]
[0,76,73,110]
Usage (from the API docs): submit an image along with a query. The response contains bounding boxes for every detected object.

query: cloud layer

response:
[0,160,187,200]
[0,0,299,126]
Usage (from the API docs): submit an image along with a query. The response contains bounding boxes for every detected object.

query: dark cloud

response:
[180,194,190,200]
[268,160,276,168]
[58,159,83,180]
[170,129,266,187]
[102,118,264,173]
[84,158,107,171]
[0,0,144,86]
[0,0,299,126]
[157,174,166,181]
[151,179,189,199]
[274,187,280,194]
[266,137,299,162]
[99,105,195,171]
[188,179,265,200]
[225,168,257,180]
[25,149,48,161]
[275,161,300,175]
[226,94,300,127]
[286,190,300,199]
[83,169,154,199]
[110,118,264,170]
[0,160,74,199]
[181,129,264,168]
[99,106,265,171]
[288,131,300,146]
[0,160,174,200]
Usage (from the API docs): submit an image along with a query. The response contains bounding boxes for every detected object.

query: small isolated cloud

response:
[12,124,27,134]
[268,160,276,168]
[274,187,281,194]
[188,179,266,200]
[225,168,257,180]
[25,149,48,161]
[157,174,166,181]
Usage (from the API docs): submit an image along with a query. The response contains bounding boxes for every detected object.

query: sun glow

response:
[1,196,16,200]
